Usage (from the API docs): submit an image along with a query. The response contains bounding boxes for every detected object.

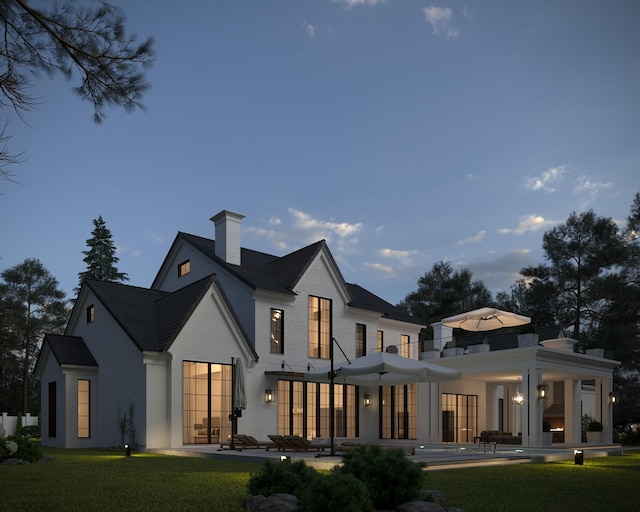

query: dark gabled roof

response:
[178,232,424,325]
[347,283,425,326]
[86,280,168,352]
[179,233,327,295]
[44,334,98,367]
[86,276,240,353]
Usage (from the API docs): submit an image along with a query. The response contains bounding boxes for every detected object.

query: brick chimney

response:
[210,210,245,265]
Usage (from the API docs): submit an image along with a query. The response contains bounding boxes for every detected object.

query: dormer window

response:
[86,305,95,323]
[178,260,191,277]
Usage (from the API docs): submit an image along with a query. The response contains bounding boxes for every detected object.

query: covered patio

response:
[431,328,620,448]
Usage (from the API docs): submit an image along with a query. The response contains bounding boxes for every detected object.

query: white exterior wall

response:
[68,289,148,449]
[154,243,215,292]
[38,350,66,448]
[167,283,256,448]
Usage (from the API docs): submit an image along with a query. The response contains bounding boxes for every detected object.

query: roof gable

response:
[43,334,98,367]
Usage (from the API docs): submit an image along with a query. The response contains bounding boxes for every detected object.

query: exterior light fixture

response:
[513,392,524,405]
[537,384,549,400]
[363,394,372,407]
[609,392,617,405]
[280,455,290,462]
[574,449,584,465]
[124,443,131,457]
[265,389,275,403]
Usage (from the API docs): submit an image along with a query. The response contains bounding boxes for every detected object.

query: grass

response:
[1,447,639,511]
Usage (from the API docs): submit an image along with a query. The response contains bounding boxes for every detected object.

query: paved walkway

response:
[150,443,627,471]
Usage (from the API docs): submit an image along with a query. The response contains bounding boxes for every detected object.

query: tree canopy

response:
[0,0,154,179]
[398,261,493,343]
[0,258,67,413]
[76,215,128,295]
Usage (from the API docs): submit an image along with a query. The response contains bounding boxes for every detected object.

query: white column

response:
[564,379,581,444]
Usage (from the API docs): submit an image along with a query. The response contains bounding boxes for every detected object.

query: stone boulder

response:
[396,501,446,512]
[243,493,299,512]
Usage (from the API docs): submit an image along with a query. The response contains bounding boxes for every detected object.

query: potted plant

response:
[542,421,553,446]
[586,421,603,444]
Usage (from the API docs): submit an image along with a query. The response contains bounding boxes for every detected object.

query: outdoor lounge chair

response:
[282,435,332,451]
[232,434,277,450]
[267,434,331,451]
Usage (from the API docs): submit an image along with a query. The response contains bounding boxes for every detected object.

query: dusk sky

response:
[1,0,639,306]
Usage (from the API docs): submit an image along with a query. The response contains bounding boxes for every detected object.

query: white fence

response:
[0,412,39,437]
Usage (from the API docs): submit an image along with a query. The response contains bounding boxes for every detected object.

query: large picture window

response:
[442,393,478,443]
[380,383,417,440]
[183,361,232,444]
[308,296,331,359]
[77,379,90,438]
[277,380,358,439]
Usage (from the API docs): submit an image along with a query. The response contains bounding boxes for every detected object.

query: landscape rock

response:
[243,495,266,511]
[2,458,25,465]
[39,456,58,463]
[420,489,447,506]
[396,501,446,512]
[254,493,299,512]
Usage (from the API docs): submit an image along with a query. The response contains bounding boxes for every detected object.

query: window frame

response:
[178,259,191,277]
[270,308,284,354]
[77,379,90,438]
[355,323,366,358]
[308,296,332,359]
[86,305,95,323]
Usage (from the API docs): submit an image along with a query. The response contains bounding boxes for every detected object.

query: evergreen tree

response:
[520,210,626,346]
[398,261,493,343]
[0,0,154,179]
[0,259,67,413]
[76,216,129,294]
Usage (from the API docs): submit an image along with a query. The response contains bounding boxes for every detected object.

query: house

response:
[35,209,620,450]
[35,210,425,449]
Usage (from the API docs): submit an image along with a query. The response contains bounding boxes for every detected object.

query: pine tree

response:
[76,216,129,295]
[0,259,67,413]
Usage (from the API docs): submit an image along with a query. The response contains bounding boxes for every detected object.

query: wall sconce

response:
[363,394,372,407]
[537,384,549,400]
[265,389,275,403]
[574,449,584,465]
[609,392,617,405]
[513,392,524,405]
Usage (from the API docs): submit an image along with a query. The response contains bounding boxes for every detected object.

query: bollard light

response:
[574,450,583,465]
[124,443,131,457]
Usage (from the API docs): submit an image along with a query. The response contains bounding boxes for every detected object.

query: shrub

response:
[12,438,43,462]
[247,458,318,497]
[300,471,373,512]
[338,444,425,510]
[21,425,41,438]
[587,421,603,432]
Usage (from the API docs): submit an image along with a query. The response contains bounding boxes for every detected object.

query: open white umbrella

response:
[305,350,461,386]
[441,307,531,332]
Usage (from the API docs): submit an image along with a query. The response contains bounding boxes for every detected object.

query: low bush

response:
[247,458,318,497]
[300,471,372,512]
[11,437,43,462]
[338,444,425,510]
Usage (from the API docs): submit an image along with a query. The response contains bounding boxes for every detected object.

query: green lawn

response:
[1,447,639,511]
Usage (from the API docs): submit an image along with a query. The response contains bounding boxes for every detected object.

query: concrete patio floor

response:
[150,443,627,471]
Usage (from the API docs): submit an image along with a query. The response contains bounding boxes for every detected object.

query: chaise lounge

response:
[267,434,332,452]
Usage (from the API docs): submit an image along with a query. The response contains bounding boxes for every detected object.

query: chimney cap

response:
[210,210,245,224]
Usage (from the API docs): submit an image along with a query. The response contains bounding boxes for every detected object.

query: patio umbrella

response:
[305,350,461,386]
[441,307,531,332]
[233,357,247,411]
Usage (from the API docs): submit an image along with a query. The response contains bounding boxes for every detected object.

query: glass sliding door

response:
[441,393,478,443]
[183,361,232,444]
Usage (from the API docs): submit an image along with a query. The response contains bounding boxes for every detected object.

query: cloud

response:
[377,248,419,265]
[302,21,315,38]
[363,261,395,276]
[247,209,363,253]
[467,249,534,293]
[525,165,566,192]
[458,230,486,245]
[333,0,389,9]
[499,214,556,235]
[574,175,612,208]
[423,5,459,41]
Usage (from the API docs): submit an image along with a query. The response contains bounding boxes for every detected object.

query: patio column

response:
[564,379,581,444]
[426,382,441,444]
[526,369,544,447]
[595,378,614,444]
